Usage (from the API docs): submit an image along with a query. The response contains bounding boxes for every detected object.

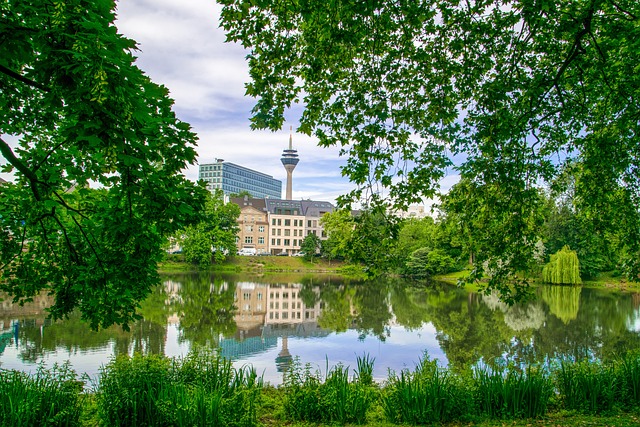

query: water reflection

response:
[1,274,640,384]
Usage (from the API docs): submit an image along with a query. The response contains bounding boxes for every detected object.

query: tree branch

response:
[0,64,50,92]
[0,136,42,201]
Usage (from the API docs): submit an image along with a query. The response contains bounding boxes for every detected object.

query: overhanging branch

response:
[0,64,50,92]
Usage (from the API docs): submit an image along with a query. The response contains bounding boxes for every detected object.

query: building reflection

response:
[221,282,330,367]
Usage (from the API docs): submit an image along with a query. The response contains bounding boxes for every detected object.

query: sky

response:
[114,0,351,203]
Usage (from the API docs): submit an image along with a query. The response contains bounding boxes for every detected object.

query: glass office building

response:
[199,159,282,199]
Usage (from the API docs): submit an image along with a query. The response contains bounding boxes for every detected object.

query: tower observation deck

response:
[280,126,299,200]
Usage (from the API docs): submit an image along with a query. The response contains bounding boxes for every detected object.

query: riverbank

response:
[434,269,640,293]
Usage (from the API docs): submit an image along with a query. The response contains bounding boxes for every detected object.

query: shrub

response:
[405,248,455,278]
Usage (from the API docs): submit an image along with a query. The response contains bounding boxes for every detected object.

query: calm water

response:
[1,272,640,384]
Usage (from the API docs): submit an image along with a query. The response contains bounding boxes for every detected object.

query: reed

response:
[617,352,640,408]
[473,364,552,419]
[0,363,83,427]
[96,350,262,427]
[382,357,471,424]
[556,359,617,413]
[282,356,375,424]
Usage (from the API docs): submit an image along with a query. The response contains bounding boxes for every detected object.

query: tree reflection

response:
[173,273,237,347]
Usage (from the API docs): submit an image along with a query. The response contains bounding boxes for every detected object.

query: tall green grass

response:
[383,357,472,424]
[0,363,83,427]
[283,355,376,424]
[96,348,262,427]
[473,364,552,419]
[556,353,640,413]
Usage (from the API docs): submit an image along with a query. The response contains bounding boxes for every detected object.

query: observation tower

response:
[280,126,299,200]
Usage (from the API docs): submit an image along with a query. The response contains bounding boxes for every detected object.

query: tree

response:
[319,209,355,261]
[219,0,640,300]
[404,247,455,278]
[0,1,206,329]
[181,191,240,267]
[542,246,582,285]
[300,233,321,262]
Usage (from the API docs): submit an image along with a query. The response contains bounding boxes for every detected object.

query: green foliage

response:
[282,356,376,424]
[181,190,240,268]
[96,349,262,427]
[404,247,455,278]
[219,0,640,300]
[299,233,321,261]
[0,0,207,329]
[321,208,400,274]
[0,363,83,427]
[473,365,553,419]
[383,356,472,424]
[542,246,582,285]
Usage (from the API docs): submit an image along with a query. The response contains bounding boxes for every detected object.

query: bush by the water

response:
[404,247,455,278]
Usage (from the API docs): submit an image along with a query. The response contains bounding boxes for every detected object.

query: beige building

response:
[229,197,334,255]
[231,196,270,254]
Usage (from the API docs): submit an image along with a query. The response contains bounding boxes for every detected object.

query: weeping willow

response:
[542,246,582,285]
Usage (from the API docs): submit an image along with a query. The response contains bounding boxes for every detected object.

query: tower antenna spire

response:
[281,126,299,200]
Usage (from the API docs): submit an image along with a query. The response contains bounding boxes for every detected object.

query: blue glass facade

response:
[199,160,282,199]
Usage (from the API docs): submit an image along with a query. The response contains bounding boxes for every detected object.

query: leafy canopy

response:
[181,190,240,267]
[219,0,640,300]
[0,0,207,329]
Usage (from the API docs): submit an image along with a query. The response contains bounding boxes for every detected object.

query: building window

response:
[282,302,289,309]
[293,229,297,237]
[258,237,265,244]
[258,226,265,233]
[277,229,281,236]
[277,219,282,225]
[271,238,276,245]
[257,293,263,300]
[283,292,289,298]
[276,239,281,245]
[243,292,251,300]
[245,225,253,232]
[272,229,276,235]
[284,229,290,236]
[272,218,276,225]
[307,220,312,227]
[284,239,290,246]
[245,236,253,244]
[282,312,289,320]
[284,219,291,226]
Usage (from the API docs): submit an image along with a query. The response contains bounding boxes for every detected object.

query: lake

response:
[1,272,640,385]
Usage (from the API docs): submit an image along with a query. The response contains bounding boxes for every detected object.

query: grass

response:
[0,362,83,427]
[4,351,640,426]
[159,254,347,274]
